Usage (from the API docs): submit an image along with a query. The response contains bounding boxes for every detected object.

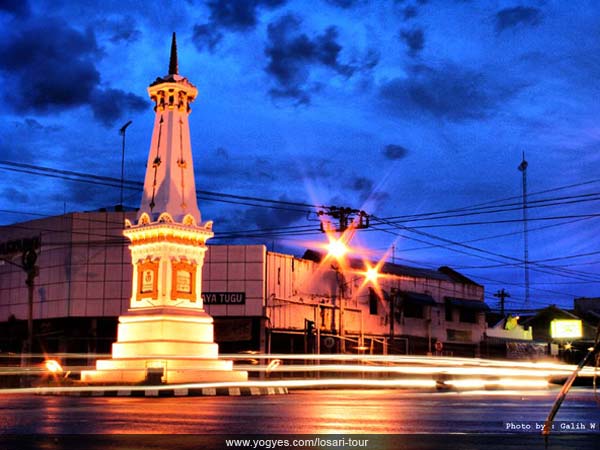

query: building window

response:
[404,302,424,319]
[459,309,477,323]
[447,329,472,342]
[369,288,378,315]
[445,303,453,322]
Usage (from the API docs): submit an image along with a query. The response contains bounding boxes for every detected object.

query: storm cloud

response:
[383,144,409,160]
[240,198,307,230]
[193,0,286,52]
[0,17,145,126]
[89,88,147,127]
[400,28,425,57]
[0,0,30,17]
[0,18,101,111]
[264,14,355,104]
[379,63,522,121]
[495,6,542,32]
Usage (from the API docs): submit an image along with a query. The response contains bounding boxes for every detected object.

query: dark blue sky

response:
[1,0,599,311]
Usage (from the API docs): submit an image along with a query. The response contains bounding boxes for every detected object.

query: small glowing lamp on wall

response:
[550,319,582,339]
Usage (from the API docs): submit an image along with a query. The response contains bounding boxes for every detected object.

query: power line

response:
[369,217,600,287]
[2,159,598,225]
[0,160,321,213]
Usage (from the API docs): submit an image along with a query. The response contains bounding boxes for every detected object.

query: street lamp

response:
[119,120,133,207]
[327,239,348,260]
[364,266,379,284]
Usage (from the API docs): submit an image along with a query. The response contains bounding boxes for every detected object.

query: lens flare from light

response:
[364,266,379,283]
[45,360,63,374]
[327,239,348,259]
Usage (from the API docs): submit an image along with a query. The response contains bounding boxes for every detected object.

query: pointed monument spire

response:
[169,32,178,75]
[138,34,201,225]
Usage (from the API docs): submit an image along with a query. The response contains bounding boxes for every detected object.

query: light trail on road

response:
[1,352,596,395]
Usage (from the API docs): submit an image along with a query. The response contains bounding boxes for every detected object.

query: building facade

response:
[1,211,488,359]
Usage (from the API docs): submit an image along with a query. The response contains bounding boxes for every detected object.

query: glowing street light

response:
[364,266,380,284]
[327,238,348,260]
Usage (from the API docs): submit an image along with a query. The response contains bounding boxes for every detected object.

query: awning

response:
[401,291,437,306]
[445,297,490,311]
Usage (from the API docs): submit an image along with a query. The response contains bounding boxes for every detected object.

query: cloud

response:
[383,144,409,160]
[104,16,142,43]
[400,28,424,57]
[89,88,147,126]
[0,0,30,17]
[193,23,224,52]
[240,199,307,230]
[402,6,418,20]
[215,147,230,159]
[0,18,101,112]
[207,0,286,30]
[379,63,523,121]
[0,16,146,127]
[264,14,356,104]
[1,119,62,164]
[325,0,361,8]
[2,187,29,204]
[192,0,286,52]
[351,176,373,193]
[495,6,542,32]
[60,178,119,208]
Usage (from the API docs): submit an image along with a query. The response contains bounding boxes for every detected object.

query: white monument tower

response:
[81,34,247,384]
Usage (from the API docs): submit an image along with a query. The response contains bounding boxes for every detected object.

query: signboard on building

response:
[202,292,246,305]
[550,319,582,339]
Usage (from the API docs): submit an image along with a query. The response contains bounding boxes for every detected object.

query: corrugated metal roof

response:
[301,249,481,286]
[446,297,490,311]
[401,291,437,306]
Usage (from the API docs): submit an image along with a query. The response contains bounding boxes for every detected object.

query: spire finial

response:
[169,32,178,75]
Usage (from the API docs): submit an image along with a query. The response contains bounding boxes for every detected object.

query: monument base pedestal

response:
[81,309,247,384]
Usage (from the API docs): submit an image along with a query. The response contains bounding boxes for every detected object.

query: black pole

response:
[26,277,34,357]
[22,248,38,362]
[119,120,132,206]
[543,324,600,439]
[494,289,510,316]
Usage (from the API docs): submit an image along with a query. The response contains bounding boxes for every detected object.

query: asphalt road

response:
[1,388,600,449]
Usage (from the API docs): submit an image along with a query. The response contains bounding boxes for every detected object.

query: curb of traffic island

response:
[36,386,288,397]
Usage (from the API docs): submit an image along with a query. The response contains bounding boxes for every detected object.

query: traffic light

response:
[21,248,39,286]
[305,319,315,335]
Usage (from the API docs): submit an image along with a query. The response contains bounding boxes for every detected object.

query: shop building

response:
[1,213,488,359]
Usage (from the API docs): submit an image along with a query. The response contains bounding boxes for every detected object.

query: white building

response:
[1,210,488,358]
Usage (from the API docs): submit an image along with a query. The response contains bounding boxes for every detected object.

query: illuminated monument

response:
[81,34,247,384]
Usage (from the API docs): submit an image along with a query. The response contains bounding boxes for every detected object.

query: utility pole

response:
[318,206,369,354]
[317,206,369,233]
[3,240,40,365]
[119,120,132,207]
[22,248,39,360]
[389,288,398,353]
[494,289,510,316]
[518,153,530,308]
